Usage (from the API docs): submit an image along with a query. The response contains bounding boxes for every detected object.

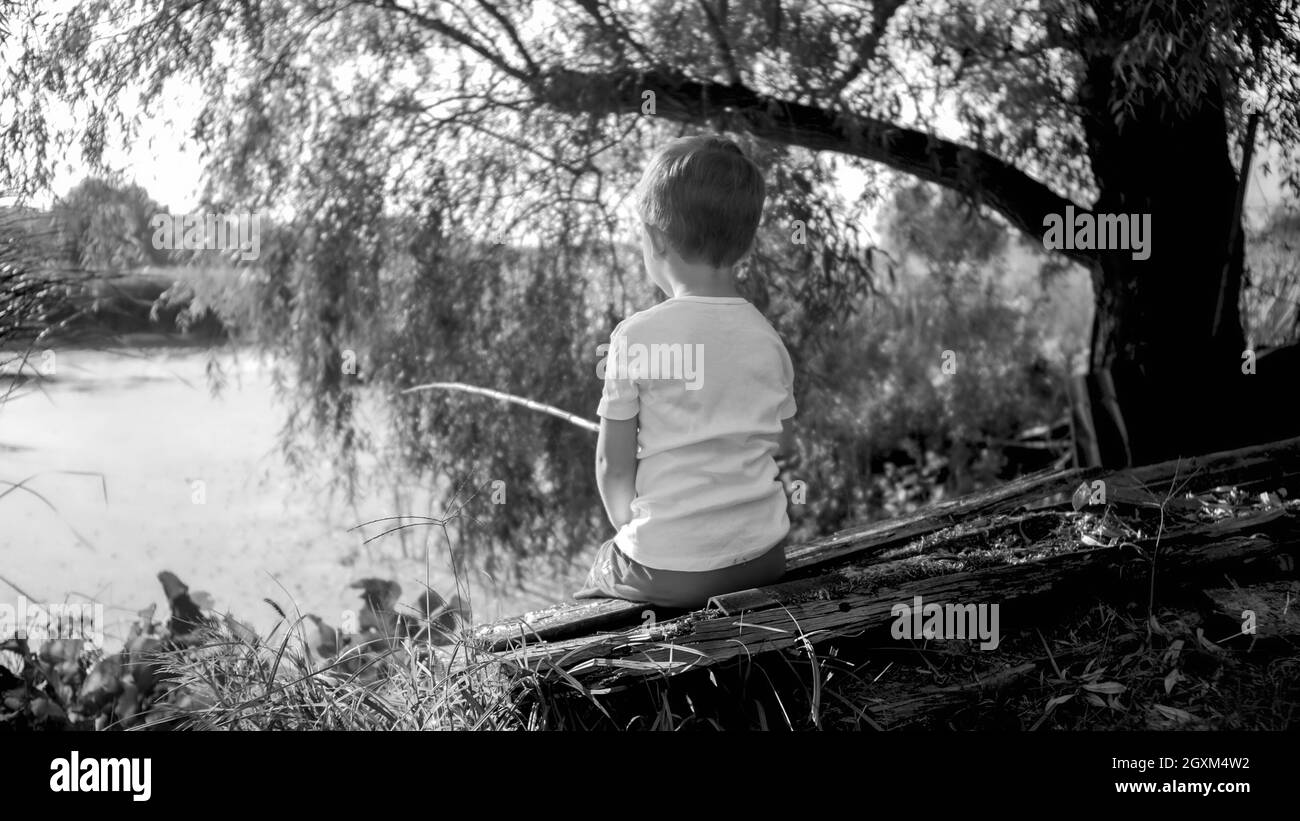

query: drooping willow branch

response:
[402,382,600,433]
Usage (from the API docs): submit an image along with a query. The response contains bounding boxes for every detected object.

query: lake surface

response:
[0,346,561,649]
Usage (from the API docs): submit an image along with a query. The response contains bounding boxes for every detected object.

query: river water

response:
[0,345,560,650]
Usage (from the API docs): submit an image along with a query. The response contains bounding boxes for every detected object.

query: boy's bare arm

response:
[596,415,639,529]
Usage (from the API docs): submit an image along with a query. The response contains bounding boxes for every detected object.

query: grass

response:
[147,611,635,731]
[158,632,525,731]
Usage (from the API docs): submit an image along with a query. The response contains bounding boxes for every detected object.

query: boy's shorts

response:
[573,538,786,610]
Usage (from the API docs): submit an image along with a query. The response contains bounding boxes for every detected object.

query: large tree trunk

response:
[1077,26,1250,466]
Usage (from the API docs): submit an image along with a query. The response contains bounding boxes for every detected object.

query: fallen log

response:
[785,433,1300,572]
[475,510,1066,651]
[496,509,1300,683]
[474,436,1300,651]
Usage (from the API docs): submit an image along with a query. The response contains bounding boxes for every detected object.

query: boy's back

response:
[576,133,794,609]
[599,295,795,571]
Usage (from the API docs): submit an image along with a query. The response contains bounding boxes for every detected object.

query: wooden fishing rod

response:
[402,381,600,433]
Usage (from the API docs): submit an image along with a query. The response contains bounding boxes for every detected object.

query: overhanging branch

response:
[535,67,1096,267]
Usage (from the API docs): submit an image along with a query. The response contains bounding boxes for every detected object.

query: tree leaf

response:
[1071,481,1090,511]
[1153,704,1195,723]
[1045,692,1075,711]
[1163,668,1181,695]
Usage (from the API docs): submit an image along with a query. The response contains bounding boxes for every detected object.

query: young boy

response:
[574,134,796,610]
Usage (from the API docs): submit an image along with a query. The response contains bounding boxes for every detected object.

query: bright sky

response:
[51,102,204,212]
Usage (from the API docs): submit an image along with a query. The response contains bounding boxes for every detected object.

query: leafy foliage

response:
[791,182,1073,534]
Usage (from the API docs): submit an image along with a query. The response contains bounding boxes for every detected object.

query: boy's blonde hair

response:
[635,135,766,268]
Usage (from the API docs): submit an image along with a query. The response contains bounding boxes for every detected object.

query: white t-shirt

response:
[597,296,796,571]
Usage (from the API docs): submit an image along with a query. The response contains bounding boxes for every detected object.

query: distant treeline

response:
[0,181,234,345]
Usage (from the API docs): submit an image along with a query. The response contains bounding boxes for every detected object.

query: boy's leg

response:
[573,538,650,603]
[636,540,786,609]
[574,538,787,610]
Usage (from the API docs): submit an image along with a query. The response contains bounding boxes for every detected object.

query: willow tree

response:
[512,0,1300,464]
[3,1,1298,573]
